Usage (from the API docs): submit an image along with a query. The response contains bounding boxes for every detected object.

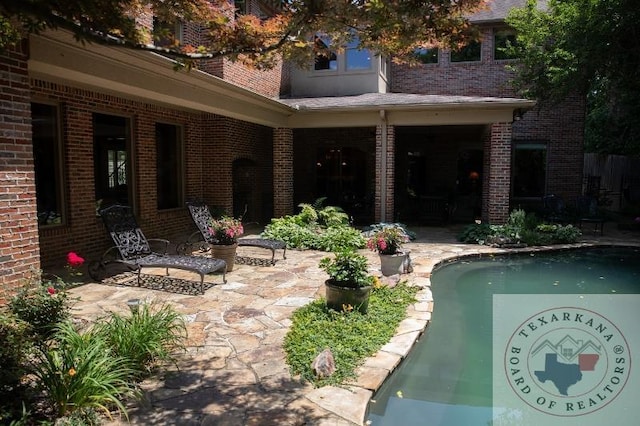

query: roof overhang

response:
[28,31,294,127]
[27,30,535,130]
[281,94,535,128]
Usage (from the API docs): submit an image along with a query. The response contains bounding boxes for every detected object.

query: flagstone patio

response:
[66,225,640,425]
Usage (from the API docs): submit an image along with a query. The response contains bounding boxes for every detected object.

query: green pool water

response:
[367,246,640,425]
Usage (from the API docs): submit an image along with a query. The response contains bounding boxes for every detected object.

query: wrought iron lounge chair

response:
[542,194,575,225]
[576,195,606,235]
[181,199,286,265]
[89,204,227,293]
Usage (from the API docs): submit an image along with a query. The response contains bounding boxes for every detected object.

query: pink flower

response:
[47,287,56,295]
[67,252,85,267]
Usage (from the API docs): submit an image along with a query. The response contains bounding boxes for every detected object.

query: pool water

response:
[367,247,640,425]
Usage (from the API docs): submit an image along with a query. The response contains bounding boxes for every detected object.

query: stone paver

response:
[67,225,640,425]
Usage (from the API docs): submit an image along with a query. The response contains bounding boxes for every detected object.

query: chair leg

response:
[137,268,142,286]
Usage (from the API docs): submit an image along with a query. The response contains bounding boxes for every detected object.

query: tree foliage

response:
[0,0,487,69]
[506,0,640,155]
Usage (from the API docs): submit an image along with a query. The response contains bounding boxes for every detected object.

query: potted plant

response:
[208,215,244,271]
[319,249,374,314]
[366,224,410,276]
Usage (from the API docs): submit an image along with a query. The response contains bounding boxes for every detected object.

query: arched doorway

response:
[232,158,260,222]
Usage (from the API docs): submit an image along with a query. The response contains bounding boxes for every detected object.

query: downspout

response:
[379,109,387,221]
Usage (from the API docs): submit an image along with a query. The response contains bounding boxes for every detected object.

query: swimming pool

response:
[366,246,640,425]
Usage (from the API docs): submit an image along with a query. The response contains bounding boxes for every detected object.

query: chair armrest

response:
[147,238,170,255]
[99,246,122,262]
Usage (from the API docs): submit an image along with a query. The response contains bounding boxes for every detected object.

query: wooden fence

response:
[583,154,640,211]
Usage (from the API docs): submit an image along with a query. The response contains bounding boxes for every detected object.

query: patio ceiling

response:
[28,30,535,129]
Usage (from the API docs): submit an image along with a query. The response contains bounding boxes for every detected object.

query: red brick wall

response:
[512,97,585,201]
[375,124,395,222]
[483,122,512,223]
[273,127,293,217]
[188,4,291,98]
[203,115,274,220]
[26,76,277,271]
[391,23,586,216]
[0,41,41,302]
[391,26,517,97]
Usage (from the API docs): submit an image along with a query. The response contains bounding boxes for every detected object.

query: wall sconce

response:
[513,108,525,122]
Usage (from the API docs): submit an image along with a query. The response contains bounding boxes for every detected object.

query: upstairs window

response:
[32,102,65,226]
[314,35,337,71]
[235,0,247,14]
[412,47,439,64]
[451,41,481,62]
[153,17,183,47]
[345,40,371,70]
[494,30,519,60]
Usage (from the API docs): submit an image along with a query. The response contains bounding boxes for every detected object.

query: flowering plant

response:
[65,251,85,279]
[9,278,70,340]
[366,225,410,255]
[208,216,244,245]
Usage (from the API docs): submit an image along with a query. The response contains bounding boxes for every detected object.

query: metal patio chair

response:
[89,204,227,293]
[181,199,286,265]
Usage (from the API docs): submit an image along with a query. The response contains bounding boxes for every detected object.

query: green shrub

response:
[54,407,101,426]
[0,313,34,423]
[284,283,418,387]
[315,226,366,251]
[263,199,364,251]
[262,218,320,249]
[32,321,135,419]
[457,222,493,244]
[93,302,186,379]
[552,223,582,243]
[9,277,71,341]
[319,249,372,288]
[460,209,582,246]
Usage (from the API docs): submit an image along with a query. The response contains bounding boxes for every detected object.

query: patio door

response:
[315,146,367,217]
[93,113,132,207]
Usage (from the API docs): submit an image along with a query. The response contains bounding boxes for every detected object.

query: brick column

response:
[273,127,293,217]
[375,120,395,222]
[0,40,41,302]
[482,122,512,224]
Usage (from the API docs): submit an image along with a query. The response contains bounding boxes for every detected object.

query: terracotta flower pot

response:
[210,242,238,272]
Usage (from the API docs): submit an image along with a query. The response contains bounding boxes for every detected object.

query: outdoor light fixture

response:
[513,108,525,121]
[127,298,141,313]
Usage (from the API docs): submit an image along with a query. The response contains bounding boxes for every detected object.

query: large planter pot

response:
[379,252,408,276]
[210,243,238,272]
[325,279,372,314]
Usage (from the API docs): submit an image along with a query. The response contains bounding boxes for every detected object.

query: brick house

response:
[0,0,583,299]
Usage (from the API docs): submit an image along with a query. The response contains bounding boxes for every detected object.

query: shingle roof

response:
[278,92,532,111]
[469,0,548,24]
